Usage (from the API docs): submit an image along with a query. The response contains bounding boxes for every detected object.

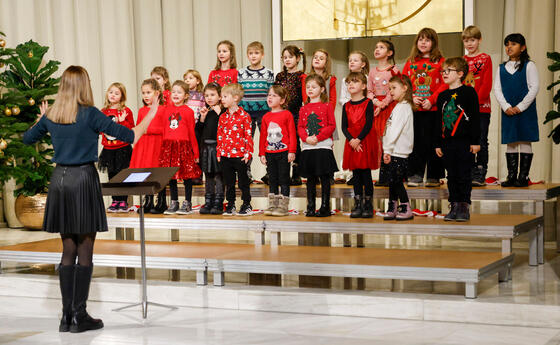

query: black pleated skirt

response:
[43,162,108,234]
[299,148,338,178]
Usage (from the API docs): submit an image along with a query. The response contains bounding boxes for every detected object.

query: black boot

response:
[444,202,457,221]
[138,195,153,214]
[290,165,302,186]
[376,163,389,187]
[515,153,533,187]
[305,187,316,217]
[361,195,374,218]
[350,195,362,218]
[501,153,519,187]
[70,265,103,333]
[455,202,470,222]
[150,190,167,214]
[59,264,75,332]
[210,194,224,215]
[316,188,331,217]
[199,194,214,215]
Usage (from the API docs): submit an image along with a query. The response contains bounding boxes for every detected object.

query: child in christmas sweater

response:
[208,40,238,86]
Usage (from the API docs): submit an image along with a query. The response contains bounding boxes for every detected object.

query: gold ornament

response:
[11,106,20,115]
[4,107,12,116]
[0,62,4,68]
[0,39,5,48]
[0,139,7,150]
[28,98,35,106]
[27,51,33,58]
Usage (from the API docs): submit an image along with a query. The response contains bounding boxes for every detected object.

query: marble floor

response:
[0,295,559,345]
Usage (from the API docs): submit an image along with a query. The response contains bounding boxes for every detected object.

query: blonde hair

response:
[214,40,237,70]
[348,50,370,75]
[103,82,127,111]
[247,41,264,53]
[305,74,328,103]
[310,48,332,80]
[141,78,163,106]
[183,69,204,92]
[150,66,171,91]
[344,72,368,97]
[47,65,94,124]
[221,83,244,100]
[407,27,443,63]
[462,25,482,40]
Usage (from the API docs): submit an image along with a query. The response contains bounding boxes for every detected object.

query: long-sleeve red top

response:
[402,57,448,112]
[297,101,336,144]
[259,110,297,156]
[464,53,493,114]
[101,107,135,149]
[161,104,199,159]
[208,68,238,87]
[216,106,253,159]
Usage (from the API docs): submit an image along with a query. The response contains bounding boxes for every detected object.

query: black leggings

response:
[388,156,409,203]
[169,179,193,202]
[352,169,373,197]
[306,174,330,198]
[61,233,96,267]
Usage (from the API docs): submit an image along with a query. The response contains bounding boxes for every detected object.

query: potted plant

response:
[0,32,60,228]
[544,51,560,143]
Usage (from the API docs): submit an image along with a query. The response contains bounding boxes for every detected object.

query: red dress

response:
[162,89,173,106]
[342,98,380,170]
[159,104,201,180]
[129,105,165,168]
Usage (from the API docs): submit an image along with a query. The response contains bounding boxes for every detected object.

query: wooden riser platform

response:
[0,239,513,298]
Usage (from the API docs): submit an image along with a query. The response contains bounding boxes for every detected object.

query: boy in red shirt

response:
[463,25,493,186]
[217,83,254,215]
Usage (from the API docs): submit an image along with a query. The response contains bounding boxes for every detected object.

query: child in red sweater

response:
[99,82,135,212]
[129,79,166,213]
[298,74,338,217]
[151,66,173,106]
[159,81,201,215]
[402,27,448,187]
[208,40,238,87]
[260,85,297,217]
[217,83,253,216]
[463,25,493,186]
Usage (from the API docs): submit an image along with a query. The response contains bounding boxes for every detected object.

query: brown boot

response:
[272,195,289,217]
[264,193,278,216]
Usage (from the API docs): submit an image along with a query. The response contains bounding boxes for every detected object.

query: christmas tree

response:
[306,111,322,136]
[442,94,459,130]
[0,32,60,196]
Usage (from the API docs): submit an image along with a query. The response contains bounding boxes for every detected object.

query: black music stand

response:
[102,167,178,319]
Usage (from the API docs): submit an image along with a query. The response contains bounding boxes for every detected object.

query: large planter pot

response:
[15,194,47,230]
[3,178,23,228]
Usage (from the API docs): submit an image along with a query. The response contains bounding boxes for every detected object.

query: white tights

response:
[506,142,532,154]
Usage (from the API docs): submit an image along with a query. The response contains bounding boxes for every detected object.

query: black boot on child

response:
[350,195,362,218]
[501,153,519,187]
[515,153,533,187]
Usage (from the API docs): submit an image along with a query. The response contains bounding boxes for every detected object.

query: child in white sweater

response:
[383,75,415,220]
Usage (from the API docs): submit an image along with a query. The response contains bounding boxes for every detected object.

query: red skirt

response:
[129,134,162,169]
[342,132,381,171]
[374,99,396,139]
[159,140,201,180]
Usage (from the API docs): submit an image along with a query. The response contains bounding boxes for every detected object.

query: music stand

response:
[102,167,178,319]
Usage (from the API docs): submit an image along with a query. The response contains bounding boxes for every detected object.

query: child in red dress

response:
[98,82,135,212]
[343,72,380,218]
[298,74,338,217]
[151,66,173,106]
[129,78,166,213]
[159,81,201,215]
[208,40,238,87]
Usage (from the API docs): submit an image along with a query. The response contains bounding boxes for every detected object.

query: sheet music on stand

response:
[101,167,178,319]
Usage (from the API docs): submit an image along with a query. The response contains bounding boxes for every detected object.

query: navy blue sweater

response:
[23,106,135,165]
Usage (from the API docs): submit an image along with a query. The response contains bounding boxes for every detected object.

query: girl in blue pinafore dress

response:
[493,33,539,187]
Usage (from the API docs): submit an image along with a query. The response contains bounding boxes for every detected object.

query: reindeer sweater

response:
[161,104,198,157]
[402,57,448,112]
[464,53,492,114]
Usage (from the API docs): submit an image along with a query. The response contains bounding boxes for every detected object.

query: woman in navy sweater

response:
[23,66,158,333]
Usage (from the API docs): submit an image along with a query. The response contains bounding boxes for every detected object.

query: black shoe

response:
[514,153,533,187]
[70,265,103,333]
[223,203,236,216]
[150,190,167,214]
[261,174,269,185]
[290,175,303,186]
[305,186,316,217]
[59,264,75,332]
[199,194,214,215]
[361,195,373,218]
[455,202,470,222]
[350,195,362,218]
[237,203,253,216]
[138,195,153,214]
[210,196,224,215]
[501,153,519,187]
[444,202,457,221]
[316,188,331,217]
[472,166,487,186]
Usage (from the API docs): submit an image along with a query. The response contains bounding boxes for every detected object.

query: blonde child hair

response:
[305,74,328,103]
[462,25,482,40]
[349,50,370,75]
[221,83,244,100]
[183,69,204,92]
[310,48,332,79]
[151,66,171,91]
[407,27,443,63]
[103,82,127,110]
[247,41,264,53]
[214,40,237,70]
